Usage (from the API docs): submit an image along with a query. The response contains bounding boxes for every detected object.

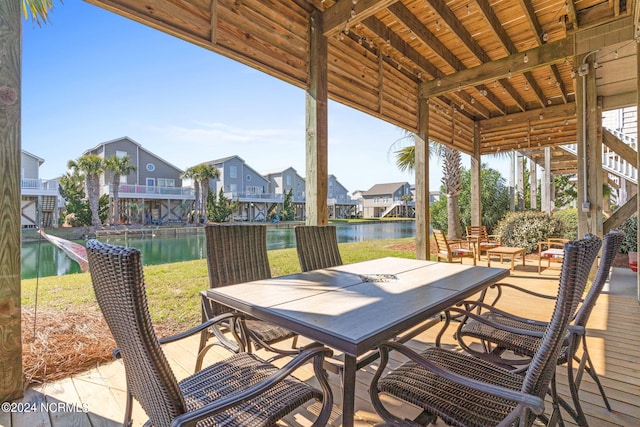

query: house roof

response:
[363,182,410,196]
[84,136,185,173]
[21,150,45,165]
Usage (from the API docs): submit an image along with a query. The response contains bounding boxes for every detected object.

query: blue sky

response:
[22,1,508,192]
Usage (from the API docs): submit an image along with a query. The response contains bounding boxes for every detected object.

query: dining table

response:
[205,256,510,426]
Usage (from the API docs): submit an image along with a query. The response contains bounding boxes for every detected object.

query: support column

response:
[602,171,612,217]
[415,97,430,260]
[636,40,640,302]
[517,152,525,211]
[0,0,24,400]
[576,53,602,239]
[305,10,328,225]
[542,147,552,213]
[530,160,537,210]
[509,151,515,211]
[470,122,481,226]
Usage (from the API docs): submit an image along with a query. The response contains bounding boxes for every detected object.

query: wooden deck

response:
[2,258,639,426]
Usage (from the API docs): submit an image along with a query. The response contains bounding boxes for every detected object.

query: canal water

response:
[21,222,416,279]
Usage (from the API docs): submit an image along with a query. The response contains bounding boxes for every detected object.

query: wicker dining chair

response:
[197,224,299,371]
[86,239,334,427]
[433,229,476,266]
[450,229,623,426]
[294,225,343,272]
[369,234,601,427]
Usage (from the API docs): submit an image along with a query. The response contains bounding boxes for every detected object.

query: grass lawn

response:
[20,238,417,383]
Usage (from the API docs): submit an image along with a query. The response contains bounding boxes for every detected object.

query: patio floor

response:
[2,257,639,426]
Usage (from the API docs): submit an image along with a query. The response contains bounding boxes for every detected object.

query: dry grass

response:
[21,308,115,385]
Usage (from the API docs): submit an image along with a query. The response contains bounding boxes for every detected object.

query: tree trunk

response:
[201,180,209,221]
[88,174,101,227]
[0,0,24,401]
[446,194,462,240]
[193,179,200,222]
[112,175,120,225]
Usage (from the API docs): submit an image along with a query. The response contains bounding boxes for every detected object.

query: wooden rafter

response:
[474,0,547,107]
[323,0,398,36]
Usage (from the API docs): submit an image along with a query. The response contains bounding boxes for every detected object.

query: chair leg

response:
[580,339,612,411]
[123,390,134,427]
[565,348,590,427]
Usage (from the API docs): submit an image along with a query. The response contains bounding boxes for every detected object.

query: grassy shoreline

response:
[21,238,417,331]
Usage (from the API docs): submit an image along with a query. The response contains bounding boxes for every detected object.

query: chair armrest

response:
[446,306,546,338]
[113,313,241,359]
[377,341,545,415]
[170,345,334,427]
[493,283,557,301]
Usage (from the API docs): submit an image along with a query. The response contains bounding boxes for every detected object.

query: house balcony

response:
[104,184,195,200]
[20,178,59,197]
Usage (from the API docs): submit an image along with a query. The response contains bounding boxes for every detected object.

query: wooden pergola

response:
[1,0,639,402]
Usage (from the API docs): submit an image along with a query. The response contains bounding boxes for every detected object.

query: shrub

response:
[618,215,637,254]
[553,208,578,240]
[494,211,564,253]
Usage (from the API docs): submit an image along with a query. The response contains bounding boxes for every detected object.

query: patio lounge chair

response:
[433,229,476,265]
[450,229,623,426]
[86,239,334,427]
[369,234,601,427]
[294,225,343,272]
[465,225,502,260]
[538,237,570,273]
[196,225,299,371]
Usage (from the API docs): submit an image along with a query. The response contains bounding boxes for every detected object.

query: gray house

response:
[361,182,414,218]
[328,175,357,218]
[84,137,193,224]
[264,167,306,219]
[21,150,60,228]
[205,155,274,221]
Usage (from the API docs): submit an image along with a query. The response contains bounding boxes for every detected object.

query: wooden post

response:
[576,53,602,238]
[415,96,430,260]
[305,10,328,226]
[517,152,525,210]
[0,0,24,401]
[509,151,515,211]
[470,122,481,226]
[542,147,552,213]
[530,160,537,210]
[636,40,640,303]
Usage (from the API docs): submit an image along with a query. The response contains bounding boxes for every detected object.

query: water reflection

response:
[22,222,415,279]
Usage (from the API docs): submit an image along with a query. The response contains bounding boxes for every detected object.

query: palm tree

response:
[1,0,58,401]
[181,166,200,223]
[191,163,219,221]
[68,154,105,227]
[104,155,137,225]
[390,132,463,239]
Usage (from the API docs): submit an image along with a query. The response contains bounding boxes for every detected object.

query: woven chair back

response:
[295,226,343,272]
[87,239,186,427]
[573,229,624,327]
[205,224,271,315]
[522,234,601,400]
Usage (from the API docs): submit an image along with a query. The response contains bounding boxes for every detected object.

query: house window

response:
[286,175,292,186]
[383,197,389,203]
[246,175,252,181]
[116,150,128,158]
[146,178,155,187]
[230,166,237,178]
[146,163,155,172]
[374,197,380,203]
[229,184,237,193]
[157,178,175,187]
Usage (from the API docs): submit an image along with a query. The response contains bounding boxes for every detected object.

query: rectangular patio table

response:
[205,257,509,426]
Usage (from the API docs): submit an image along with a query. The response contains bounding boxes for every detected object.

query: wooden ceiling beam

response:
[362,16,441,78]
[566,0,579,29]
[474,0,547,108]
[322,0,398,36]
[421,36,573,98]
[387,2,463,72]
[477,84,508,115]
[425,0,489,64]
[452,91,491,119]
[551,65,569,103]
[423,0,525,111]
[480,103,576,131]
[498,78,526,111]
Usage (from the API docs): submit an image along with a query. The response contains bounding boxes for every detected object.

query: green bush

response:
[495,211,564,253]
[618,215,637,254]
[553,208,578,240]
